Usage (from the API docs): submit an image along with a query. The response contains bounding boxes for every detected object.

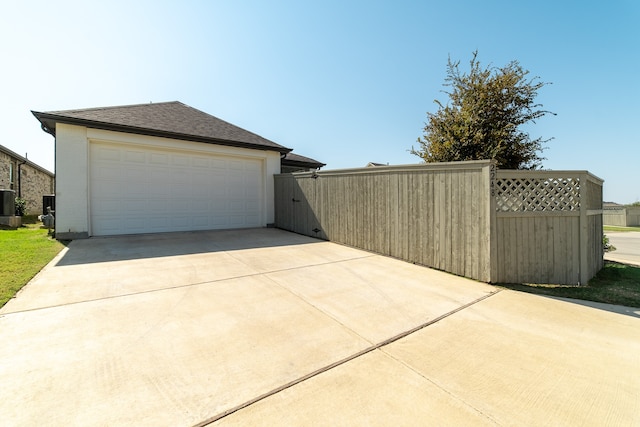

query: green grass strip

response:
[604,225,640,232]
[499,262,640,308]
[0,226,65,307]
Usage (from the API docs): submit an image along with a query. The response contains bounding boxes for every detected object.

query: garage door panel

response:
[192,215,209,227]
[150,153,168,165]
[147,217,170,230]
[90,142,264,236]
[170,216,191,227]
[229,216,245,226]
[94,146,121,161]
[209,215,227,227]
[125,168,147,181]
[192,172,211,187]
[92,182,120,198]
[148,187,167,198]
[245,200,260,211]
[147,199,168,212]
[192,187,209,198]
[124,150,147,164]
[171,154,190,166]
[94,164,123,180]
[245,215,260,225]
[191,200,208,211]
[124,217,147,231]
[92,199,121,214]
[125,185,150,199]
[193,157,210,168]
[246,185,260,198]
[122,199,148,213]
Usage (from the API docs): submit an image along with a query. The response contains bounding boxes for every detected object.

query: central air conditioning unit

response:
[0,189,15,216]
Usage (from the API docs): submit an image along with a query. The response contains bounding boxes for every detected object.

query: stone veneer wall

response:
[0,151,54,215]
[0,151,11,189]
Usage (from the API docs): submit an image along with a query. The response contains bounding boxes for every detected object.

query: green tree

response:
[411,51,554,169]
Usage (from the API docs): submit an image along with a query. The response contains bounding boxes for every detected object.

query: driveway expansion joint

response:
[193,289,502,427]
[0,254,379,316]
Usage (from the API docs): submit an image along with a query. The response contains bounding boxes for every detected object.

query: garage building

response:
[32,101,318,239]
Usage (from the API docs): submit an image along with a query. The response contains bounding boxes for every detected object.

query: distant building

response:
[0,145,54,215]
[603,201,624,210]
[366,162,387,167]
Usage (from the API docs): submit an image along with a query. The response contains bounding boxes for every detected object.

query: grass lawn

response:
[604,225,640,232]
[0,221,65,308]
[498,261,640,308]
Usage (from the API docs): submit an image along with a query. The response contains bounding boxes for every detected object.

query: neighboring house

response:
[603,201,624,210]
[281,152,325,173]
[32,101,320,239]
[603,201,640,227]
[0,144,54,215]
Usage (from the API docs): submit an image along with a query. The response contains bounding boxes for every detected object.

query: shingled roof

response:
[281,152,325,169]
[32,101,291,154]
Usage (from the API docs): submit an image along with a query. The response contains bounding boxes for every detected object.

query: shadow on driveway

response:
[55,227,319,266]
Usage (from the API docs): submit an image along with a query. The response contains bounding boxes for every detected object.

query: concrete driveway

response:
[605,231,640,266]
[1,228,639,426]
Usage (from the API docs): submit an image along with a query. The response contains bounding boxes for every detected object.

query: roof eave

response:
[281,160,326,169]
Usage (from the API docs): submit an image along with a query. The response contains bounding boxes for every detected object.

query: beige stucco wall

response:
[0,150,54,215]
[56,124,90,237]
[55,124,281,238]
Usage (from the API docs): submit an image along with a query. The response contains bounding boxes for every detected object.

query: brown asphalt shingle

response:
[282,152,325,168]
[32,101,291,153]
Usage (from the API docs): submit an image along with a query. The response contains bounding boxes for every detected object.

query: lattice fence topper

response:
[495,176,581,212]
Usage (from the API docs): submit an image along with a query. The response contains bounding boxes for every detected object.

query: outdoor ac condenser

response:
[0,189,15,216]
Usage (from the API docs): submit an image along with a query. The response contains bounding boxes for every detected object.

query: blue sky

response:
[2,0,638,203]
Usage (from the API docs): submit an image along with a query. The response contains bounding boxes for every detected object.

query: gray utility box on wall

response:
[0,189,15,216]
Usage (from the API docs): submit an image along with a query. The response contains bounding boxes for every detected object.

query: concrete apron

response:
[1,229,638,426]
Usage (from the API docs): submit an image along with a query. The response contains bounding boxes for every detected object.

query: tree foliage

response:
[412,51,554,169]
[14,197,26,216]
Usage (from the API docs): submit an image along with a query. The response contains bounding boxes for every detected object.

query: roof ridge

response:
[48,101,181,115]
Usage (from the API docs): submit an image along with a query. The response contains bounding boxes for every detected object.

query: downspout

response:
[17,153,27,198]
[39,121,56,195]
[37,119,57,233]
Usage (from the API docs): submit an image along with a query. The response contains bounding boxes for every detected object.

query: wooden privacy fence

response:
[494,170,603,284]
[603,206,640,227]
[274,161,604,285]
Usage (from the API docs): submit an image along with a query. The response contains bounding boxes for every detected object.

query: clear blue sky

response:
[2,0,638,203]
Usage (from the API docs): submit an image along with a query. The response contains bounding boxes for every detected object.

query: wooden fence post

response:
[579,172,589,285]
[487,161,498,283]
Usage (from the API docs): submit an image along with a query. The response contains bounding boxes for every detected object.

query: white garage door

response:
[90,142,264,236]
